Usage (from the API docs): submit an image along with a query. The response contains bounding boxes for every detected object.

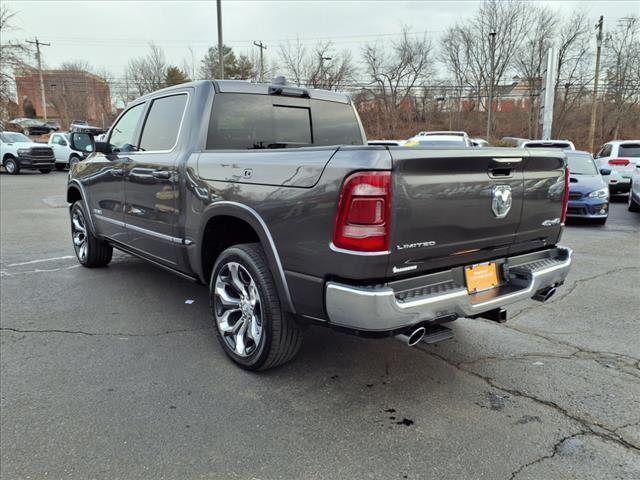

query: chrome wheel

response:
[214,262,262,357]
[5,159,16,174]
[71,207,88,262]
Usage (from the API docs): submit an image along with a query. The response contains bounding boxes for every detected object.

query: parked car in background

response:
[404,132,471,148]
[65,79,572,371]
[367,140,403,146]
[628,162,640,212]
[0,132,55,174]
[45,121,61,132]
[470,138,489,147]
[415,131,472,146]
[594,140,640,195]
[499,137,529,147]
[521,139,575,150]
[70,120,105,136]
[48,132,87,170]
[564,151,609,224]
[11,118,54,136]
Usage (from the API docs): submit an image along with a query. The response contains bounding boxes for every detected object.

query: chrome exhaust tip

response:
[533,286,557,302]
[395,326,426,347]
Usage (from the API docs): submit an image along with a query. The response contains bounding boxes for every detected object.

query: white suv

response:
[594,140,640,194]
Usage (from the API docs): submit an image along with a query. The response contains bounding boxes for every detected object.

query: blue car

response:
[565,151,610,225]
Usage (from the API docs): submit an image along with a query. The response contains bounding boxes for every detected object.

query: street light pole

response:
[486,31,496,142]
[26,37,51,120]
[253,41,267,82]
[587,16,604,153]
[216,0,224,79]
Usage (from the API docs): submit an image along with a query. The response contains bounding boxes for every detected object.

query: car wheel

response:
[210,243,303,371]
[629,191,640,212]
[3,156,20,175]
[70,201,113,267]
[40,169,52,174]
[55,163,66,171]
[69,155,80,169]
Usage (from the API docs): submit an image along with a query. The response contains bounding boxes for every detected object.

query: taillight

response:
[608,158,630,166]
[333,171,391,252]
[561,165,570,224]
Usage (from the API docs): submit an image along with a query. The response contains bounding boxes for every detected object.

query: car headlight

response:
[588,187,609,199]
[17,148,30,155]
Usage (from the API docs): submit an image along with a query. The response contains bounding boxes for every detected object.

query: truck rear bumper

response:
[325,246,572,332]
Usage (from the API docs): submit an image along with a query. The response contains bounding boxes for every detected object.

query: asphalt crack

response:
[0,326,213,337]
[417,346,640,452]
[508,431,588,480]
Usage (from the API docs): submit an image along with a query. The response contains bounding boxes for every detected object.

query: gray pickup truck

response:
[67,79,572,370]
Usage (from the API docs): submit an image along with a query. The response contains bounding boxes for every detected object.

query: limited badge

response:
[492,185,512,218]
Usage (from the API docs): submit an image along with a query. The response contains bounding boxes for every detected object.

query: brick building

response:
[15,69,112,127]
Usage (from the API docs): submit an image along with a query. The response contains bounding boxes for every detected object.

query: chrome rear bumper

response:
[325,246,572,332]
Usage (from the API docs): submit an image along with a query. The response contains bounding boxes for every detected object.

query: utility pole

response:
[216,0,224,79]
[253,41,267,82]
[588,16,604,153]
[26,37,51,120]
[319,55,331,88]
[486,31,496,142]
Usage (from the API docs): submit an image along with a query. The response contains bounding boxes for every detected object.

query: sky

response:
[4,0,639,81]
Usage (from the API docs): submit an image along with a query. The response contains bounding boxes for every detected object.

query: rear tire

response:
[628,191,640,212]
[3,156,20,175]
[55,163,66,171]
[69,155,80,169]
[70,201,113,267]
[210,243,303,371]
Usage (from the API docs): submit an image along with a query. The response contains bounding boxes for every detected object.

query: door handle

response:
[151,170,171,179]
[111,168,125,176]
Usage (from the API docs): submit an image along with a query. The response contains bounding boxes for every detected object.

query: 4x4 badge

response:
[492,185,512,218]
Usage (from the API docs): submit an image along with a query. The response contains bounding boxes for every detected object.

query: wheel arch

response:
[198,202,296,313]
[66,180,96,234]
[3,153,16,163]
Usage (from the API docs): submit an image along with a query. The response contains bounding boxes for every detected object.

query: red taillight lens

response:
[608,158,630,166]
[561,165,570,224]
[333,171,391,252]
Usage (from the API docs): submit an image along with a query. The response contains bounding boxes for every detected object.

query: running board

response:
[421,325,453,344]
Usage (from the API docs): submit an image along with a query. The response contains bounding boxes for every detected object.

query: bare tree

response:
[279,39,355,89]
[361,29,433,137]
[439,27,473,130]
[0,6,32,118]
[552,11,592,138]
[515,5,557,138]
[126,43,167,96]
[603,16,640,139]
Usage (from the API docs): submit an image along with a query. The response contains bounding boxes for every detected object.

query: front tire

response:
[70,201,113,267]
[210,243,303,371]
[55,163,66,171]
[3,156,20,175]
[40,169,52,174]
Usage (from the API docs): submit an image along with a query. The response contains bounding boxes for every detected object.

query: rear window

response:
[567,154,598,175]
[206,93,362,150]
[619,144,640,158]
[526,142,571,149]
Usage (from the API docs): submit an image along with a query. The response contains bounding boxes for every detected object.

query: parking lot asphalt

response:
[1,170,639,480]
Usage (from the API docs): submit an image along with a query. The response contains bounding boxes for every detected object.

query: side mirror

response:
[600,168,611,176]
[69,132,95,153]
[95,141,111,154]
[60,140,68,146]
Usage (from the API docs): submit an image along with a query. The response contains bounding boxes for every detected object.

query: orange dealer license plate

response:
[465,262,500,293]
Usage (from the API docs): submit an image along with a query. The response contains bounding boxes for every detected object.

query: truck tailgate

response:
[387,148,566,277]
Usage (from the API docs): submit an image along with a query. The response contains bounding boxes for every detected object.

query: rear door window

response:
[618,143,640,158]
[139,94,188,152]
[310,99,363,146]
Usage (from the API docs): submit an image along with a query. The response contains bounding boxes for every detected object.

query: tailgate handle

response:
[489,157,521,178]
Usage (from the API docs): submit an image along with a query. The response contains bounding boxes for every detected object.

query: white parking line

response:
[1,264,81,277]
[7,256,75,267]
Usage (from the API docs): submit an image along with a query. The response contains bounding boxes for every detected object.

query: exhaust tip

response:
[544,287,557,301]
[395,326,426,347]
[533,285,557,302]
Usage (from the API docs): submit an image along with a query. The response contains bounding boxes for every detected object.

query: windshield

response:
[0,133,31,143]
[567,154,598,175]
[619,144,640,158]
